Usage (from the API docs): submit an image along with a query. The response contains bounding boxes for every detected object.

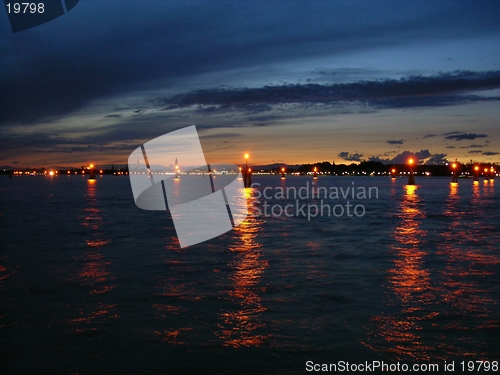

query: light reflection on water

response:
[69,180,116,332]
[217,187,269,348]
[365,184,437,361]
[1,176,498,374]
[154,186,270,347]
[365,180,499,361]
[435,178,500,358]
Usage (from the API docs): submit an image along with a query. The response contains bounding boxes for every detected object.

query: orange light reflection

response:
[70,179,116,333]
[365,184,435,361]
[216,188,269,348]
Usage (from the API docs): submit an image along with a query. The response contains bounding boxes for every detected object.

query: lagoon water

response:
[1,175,499,374]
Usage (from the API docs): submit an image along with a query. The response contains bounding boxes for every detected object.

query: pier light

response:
[391,169,396,173]
[90,164,94,169]
[314,167,317,172]
[484,168,488,173]
[248,168,251,172]
[99,170,103,174]
[244,153,249,166]
[451,162,459,183]
[282,167,285,172]
[239,167,242,172]
[475,166,479,171]
[407,158,416,185]
[49,171,54,176]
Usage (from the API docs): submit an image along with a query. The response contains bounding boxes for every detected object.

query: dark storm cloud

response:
[368,149,443,165]
[387,139,404,145]
[425,153,448,165]
[460,144,485,148]
[338,151,363,162]
[444,132,489,141]
[2,1,500,126]
[413,150,432,161]
[155,71,500,113]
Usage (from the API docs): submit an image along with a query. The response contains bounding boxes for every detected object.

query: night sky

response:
[1,1,499,167]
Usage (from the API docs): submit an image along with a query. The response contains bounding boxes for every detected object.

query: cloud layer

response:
[1,0,500,126]
[445,132,488,141]
[1,1,499,166]
[368,150,448,165]
[155,71,500,114]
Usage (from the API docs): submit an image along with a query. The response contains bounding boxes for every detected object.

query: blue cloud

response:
[338,151,364,162]
[387,139,405,145]
[445,133,488,141]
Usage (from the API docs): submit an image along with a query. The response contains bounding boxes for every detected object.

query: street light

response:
[473,165,479,181]
[408,158,415,185]
[244,153,249,167]
[451,162,458,183]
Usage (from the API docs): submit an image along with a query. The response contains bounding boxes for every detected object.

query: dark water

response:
[1,175,499,374]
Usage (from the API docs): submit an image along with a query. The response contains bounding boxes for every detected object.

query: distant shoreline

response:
[1,160,497,179]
